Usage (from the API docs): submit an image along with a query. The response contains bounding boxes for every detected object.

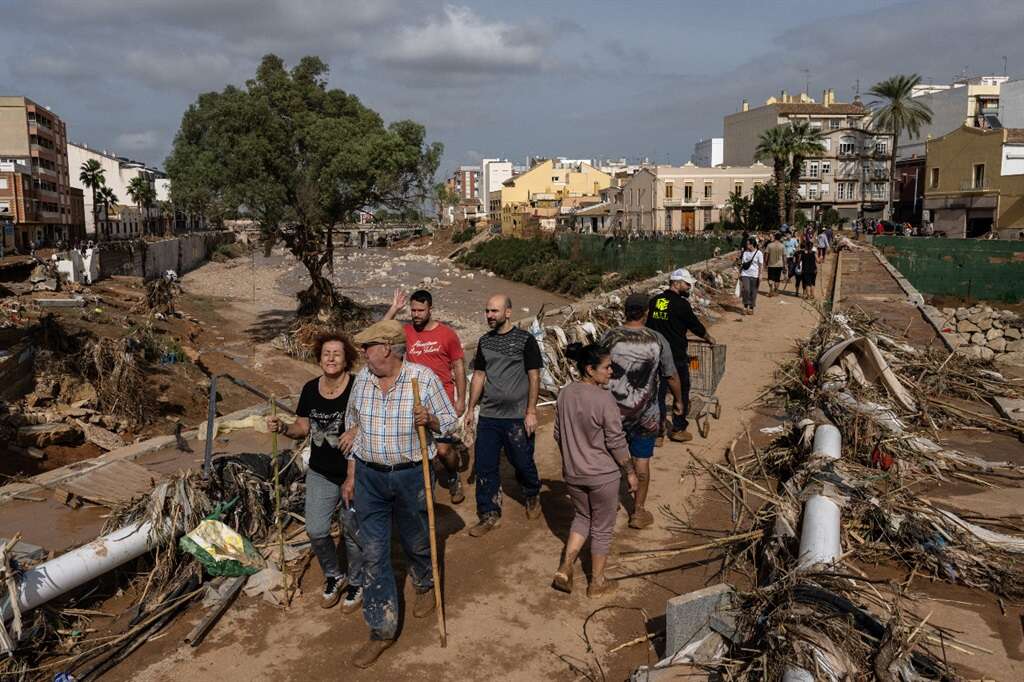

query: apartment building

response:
[724,89,892,221]
[498,159,611,236]
[447,165,480,202]
[924,125,1024,238]
[613,163,772,234]
[0,96,80,250]
[898,75,1008,160]
[691,138,724,167]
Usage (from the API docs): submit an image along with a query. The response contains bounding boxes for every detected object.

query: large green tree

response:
[755,126,791,229]
[79,159,105,241]
[868,74,933,220]
[785,121,826,225]
[165,54,442,317]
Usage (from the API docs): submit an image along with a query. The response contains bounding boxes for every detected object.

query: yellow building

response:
[499,159,612,236]
[924,126,1024,238]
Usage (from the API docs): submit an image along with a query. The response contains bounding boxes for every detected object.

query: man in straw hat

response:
[345,320,457,668]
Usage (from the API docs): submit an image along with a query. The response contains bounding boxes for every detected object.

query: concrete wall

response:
[875,235,1024,302]
[95,231,234,281]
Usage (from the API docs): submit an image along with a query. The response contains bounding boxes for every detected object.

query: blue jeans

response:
[304,467,364,587]
[355,460,434,641]
[474,416,541,517]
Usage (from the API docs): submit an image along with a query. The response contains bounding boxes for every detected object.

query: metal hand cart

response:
[686,340,726,438]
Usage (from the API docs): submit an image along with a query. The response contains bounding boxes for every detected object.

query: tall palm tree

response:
[79,159,105,241]
[868,74,933,220]
[127,176,147,236]
[141,183,158,236]
[785,121,827,226]
[97,186,118,239]
[755,126,791,229]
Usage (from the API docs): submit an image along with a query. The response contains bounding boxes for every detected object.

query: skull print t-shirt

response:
[296,375,354,485]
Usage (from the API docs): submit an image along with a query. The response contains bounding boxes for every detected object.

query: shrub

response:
[452,226,477,243]
[461,237,604,296]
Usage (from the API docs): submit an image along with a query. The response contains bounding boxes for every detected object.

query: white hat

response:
[669,268,697,285]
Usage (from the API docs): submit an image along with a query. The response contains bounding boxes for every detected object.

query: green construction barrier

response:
[875,236,1024,303]
[556,234,732,280]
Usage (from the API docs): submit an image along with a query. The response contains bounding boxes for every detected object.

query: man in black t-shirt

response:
[646,268,715,444]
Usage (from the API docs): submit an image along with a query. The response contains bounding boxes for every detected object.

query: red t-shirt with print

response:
[404,322,464,404]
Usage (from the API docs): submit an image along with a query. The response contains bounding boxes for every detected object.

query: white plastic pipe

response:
[797,495,842,569]
[782,666,814,682]
[811,424,841,461]
[2,521,162,622]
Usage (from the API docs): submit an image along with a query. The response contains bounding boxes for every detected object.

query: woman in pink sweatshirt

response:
[552,342,639,597]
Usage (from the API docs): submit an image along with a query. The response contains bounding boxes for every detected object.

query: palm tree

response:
[755,126,791,229]
[97,186,118,239]
[127,176,147,236]
[785,121,827,225]
[79,159,105,241]
[868,74,933,220]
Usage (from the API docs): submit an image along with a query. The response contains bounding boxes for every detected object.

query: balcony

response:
[960,180,993,192]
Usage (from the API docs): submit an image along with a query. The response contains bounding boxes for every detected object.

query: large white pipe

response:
[781,666,814,682]
[797,495,842,569]
[811,424,841,461]
[2,521,162,622]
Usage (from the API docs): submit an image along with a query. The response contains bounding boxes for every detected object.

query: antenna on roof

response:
[1003,56,1008,76]
[854,79,860,97]
[801,68,810,96]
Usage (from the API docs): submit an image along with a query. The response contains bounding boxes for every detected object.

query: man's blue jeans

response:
[474,416,541,517]
[355,460,433,641]
[304,468,364,587]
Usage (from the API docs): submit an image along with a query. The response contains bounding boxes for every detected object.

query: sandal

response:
[551,569,574,594]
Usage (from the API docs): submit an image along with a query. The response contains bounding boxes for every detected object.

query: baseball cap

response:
[353,320,406,346]
[624,293,648,315]
[669,268,697,285]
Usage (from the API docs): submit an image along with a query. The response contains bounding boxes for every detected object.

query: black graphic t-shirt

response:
[296,375,354,485]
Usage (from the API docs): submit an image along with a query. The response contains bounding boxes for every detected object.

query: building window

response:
[0,178,7,190]
[807,161,819,178]
[840,140,855,156]
[820,183,829,194]
[808,184,818,200]
[0,201,9,214]
[875,141,887,155]
[734,182,743,195]
[973,163,985,188]
[665,183,673,199]
[703,183,712,199]
[684,184,693,201]
[821,161,831,175]
[829,119,841,130]
[930,167,940,189]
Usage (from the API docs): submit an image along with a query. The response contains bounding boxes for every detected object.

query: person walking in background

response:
[645,270,714,446]
[816,229,830,262]
[605,293,685,529]
[552,343,638,597]
[464,294,544,537]
[345,320,457,668]
[738,239,763,315]
[799,241,818,300]
[267,332,364,613]
[783,230,800,291]
[384,288,467,504]
[764,232,786,298]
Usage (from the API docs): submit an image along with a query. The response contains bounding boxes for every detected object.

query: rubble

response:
[934,303,1024,367]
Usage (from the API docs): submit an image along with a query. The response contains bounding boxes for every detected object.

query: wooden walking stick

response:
[411,378,447,647]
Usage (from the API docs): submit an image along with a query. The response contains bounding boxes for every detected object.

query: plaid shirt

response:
[345,362,456,466]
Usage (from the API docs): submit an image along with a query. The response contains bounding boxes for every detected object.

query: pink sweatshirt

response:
[553,382,631,486]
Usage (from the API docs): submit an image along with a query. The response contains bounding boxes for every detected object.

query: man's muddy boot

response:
[629,508,654,529]
[669,429,694,443]
[587,579,619,598]
[352,639,394,668]
[412,588,436,618]
[448,474,465,505]
[655,420,667,448]
[525,495,542,520]
[469,512,501,537]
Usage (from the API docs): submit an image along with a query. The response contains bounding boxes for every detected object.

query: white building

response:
[691,138,724,167]
[999,79,1024,129]
[67,142,161,238]
[897,75,1009,160]
[480,159,513,204]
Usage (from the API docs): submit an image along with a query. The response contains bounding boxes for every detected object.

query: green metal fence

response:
[556,234,732,279]
[875,236,1024,302]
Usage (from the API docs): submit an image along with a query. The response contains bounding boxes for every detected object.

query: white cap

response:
[669,268,697,285]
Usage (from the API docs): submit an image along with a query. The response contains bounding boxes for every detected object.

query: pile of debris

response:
[934,304,1024,365]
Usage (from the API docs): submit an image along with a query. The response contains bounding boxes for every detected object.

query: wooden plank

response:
[54,460,157,507]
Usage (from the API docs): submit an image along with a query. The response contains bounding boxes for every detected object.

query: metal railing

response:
[960,179,991,191]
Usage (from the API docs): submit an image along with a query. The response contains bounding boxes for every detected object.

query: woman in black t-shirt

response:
[267,331,364,611]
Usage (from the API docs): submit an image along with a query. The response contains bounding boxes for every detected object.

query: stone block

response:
[1006,339,1024,353]
[1006,327,1023,340]
[971,332,987,346]
[665,584,734,663]
[957,320,980,334]
[987,328,1004,341]
[976,318,993,331]
[996,351,1024,368]
[955,308,970,321]
[16,422,81,448]
[989,338,1007,353]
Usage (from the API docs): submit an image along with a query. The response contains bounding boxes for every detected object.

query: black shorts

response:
[767,266,783,282]
[801,271,817,287]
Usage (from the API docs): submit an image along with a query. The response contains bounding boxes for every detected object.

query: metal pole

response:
[203,375,218,480]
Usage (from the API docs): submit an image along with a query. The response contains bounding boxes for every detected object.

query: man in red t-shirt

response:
[385,288,467,503]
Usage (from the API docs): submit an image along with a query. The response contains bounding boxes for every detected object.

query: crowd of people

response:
[265,265,712,667]
[732,223,830,314]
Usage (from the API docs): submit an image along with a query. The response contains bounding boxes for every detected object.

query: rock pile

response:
[937,305,1024,365]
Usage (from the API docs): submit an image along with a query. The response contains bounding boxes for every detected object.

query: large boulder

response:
[971,332,987,346]
[995,351,1024,368]
[1005,339,1024,353]
[957,320,980,334]
[976,317,993,332]
[989,337,1008,353]
[986,327,1004,341]
[1006,327,1023,340]
[955,308,970,321]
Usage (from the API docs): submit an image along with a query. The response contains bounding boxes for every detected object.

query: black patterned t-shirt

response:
[296,375,354,485]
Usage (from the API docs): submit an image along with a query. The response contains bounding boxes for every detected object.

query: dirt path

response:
[110,258,827,681]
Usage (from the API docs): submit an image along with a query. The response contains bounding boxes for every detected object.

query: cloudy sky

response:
[4,0,1023,176]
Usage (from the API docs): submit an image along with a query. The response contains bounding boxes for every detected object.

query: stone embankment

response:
[938,305,1024,365]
